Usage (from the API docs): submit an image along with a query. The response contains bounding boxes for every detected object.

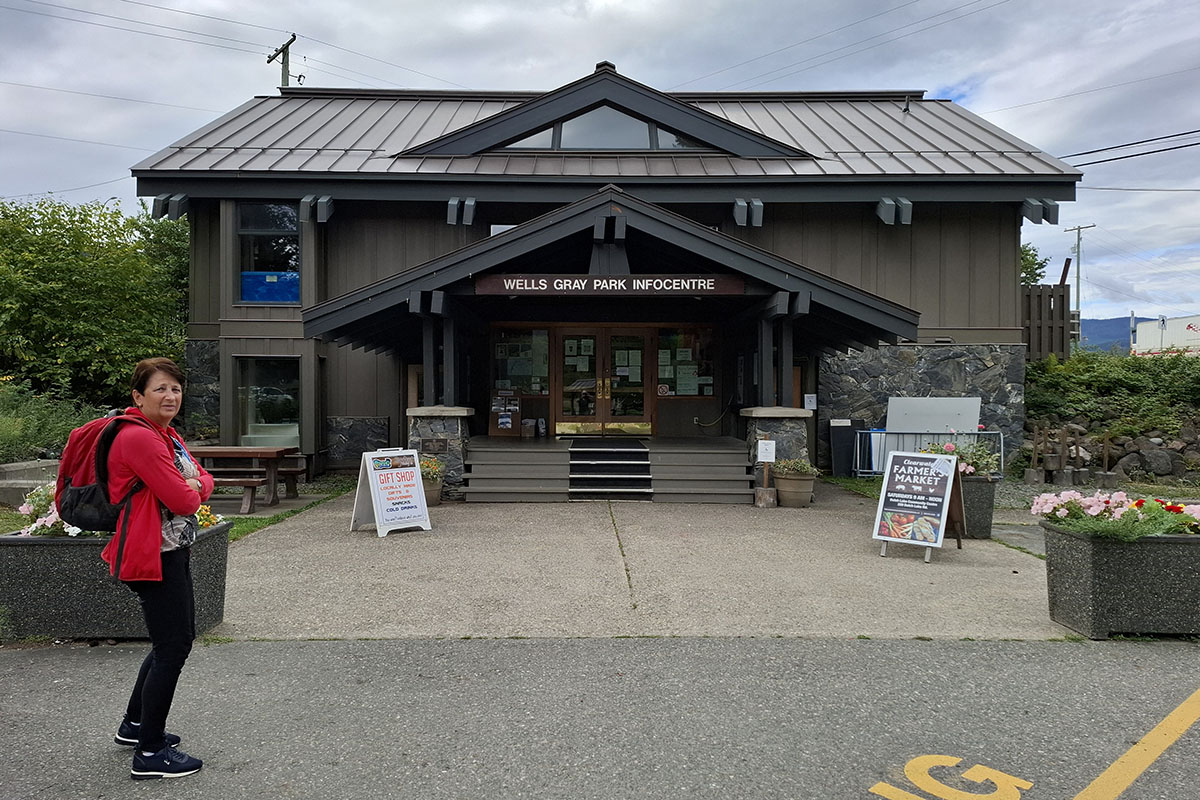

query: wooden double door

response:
[556,327,654,435]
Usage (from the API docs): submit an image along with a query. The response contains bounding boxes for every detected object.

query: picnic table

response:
[189,445,301,512]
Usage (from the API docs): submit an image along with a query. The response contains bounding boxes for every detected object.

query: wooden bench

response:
[210,477,268,514]
[208,465,307,499]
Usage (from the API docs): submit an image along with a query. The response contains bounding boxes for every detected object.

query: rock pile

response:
[1026,420,1200,482]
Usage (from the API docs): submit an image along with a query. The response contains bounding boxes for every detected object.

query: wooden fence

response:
[1023,284,1072,361]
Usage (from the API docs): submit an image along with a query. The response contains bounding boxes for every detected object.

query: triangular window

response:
[500,104,711,152]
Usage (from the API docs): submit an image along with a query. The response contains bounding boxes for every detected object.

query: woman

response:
[102,357,214,780]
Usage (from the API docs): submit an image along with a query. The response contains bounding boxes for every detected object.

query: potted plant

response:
[772,458,820,508]
[420,455,446,506]
[1,483,231,640]
[922,439,1001,538]
[1031,490,1200,639]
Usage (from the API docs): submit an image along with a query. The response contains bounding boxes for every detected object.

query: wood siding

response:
[728,202,1023,341]
[324,202,487,300]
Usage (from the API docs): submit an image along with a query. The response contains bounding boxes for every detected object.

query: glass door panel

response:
[559,333,599,433]
[608,333,647,419]
[556,328,653,435]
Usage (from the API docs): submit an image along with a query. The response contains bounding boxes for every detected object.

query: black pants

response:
[123,547,195,752]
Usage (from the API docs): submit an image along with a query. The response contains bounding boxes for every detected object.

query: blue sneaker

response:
[131,745,203,780]
[114,718,180,748]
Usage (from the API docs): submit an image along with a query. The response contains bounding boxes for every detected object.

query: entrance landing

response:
[462,437,753,503]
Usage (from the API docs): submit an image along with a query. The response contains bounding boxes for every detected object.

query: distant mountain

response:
[1080,317,1151,352]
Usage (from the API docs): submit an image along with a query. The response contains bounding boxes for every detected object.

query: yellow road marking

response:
[1074,684,1200,800]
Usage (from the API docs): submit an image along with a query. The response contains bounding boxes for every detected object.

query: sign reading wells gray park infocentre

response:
[475,274,745,296]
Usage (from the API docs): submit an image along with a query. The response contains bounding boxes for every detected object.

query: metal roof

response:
[133,87,1079,182]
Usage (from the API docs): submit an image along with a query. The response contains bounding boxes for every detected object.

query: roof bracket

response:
[876,197,912,225]
[1022,198,1059,225]
[447,197,476,225]
[749,199,764,227]
[733,198,748,226]
[166,193,188,220]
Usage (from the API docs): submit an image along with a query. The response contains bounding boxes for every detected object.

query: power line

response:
[0,176,130,200]
[1082,276,1197,318]
[1070,140,1200,167]
[22,0,269,48]
[0,79,222,112]
[978,64,1200,114]
[0,3,267,56]
[669,0,926,90]
[297,36,469,89]
[1060,129,1200,159]
[2,2,401,88]
[0,128,156,151]
[110,0,468,88]
[112,0,284,34]
[719,0,1010,90]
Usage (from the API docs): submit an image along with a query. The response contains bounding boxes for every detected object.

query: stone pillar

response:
[182,339,220,439]
[740,407,813,486]
[406,406,473,501]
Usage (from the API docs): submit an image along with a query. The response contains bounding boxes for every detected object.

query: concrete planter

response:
[1041,521,1200,640]
[0,521,231,640]
[773,475,815,508]
[960,475,1000,538]
[423,479,443,507]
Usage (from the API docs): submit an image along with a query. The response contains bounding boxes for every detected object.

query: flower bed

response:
[1032,490,1200,639]
[1,482,230,640]
[0,520,231,640]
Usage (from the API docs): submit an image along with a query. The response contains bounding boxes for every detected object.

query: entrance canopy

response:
[303,186,919,354]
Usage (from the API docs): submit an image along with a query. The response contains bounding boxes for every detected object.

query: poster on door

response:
[350,448,431,536]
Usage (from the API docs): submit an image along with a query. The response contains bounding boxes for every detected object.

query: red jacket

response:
[100,407,214,581]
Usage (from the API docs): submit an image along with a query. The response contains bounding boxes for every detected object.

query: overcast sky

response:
[2,0,1198,323]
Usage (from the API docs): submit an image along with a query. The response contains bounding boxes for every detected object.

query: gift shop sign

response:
[350,448,431,536]
[871,451,955,549]
[475,274,744,296]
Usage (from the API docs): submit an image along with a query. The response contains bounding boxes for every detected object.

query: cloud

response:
[1,0,1197,320]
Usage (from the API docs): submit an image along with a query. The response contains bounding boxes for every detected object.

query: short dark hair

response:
[131,358,186,394]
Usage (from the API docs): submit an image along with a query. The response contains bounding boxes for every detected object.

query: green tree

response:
[1020,242,1050,285]
[0,198,189,407]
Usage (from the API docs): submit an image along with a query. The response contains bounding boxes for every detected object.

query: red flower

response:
[1133,498,1146,508]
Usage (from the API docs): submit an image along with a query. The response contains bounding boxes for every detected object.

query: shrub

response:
[0,380,100,463]
[1026,350,1200,437]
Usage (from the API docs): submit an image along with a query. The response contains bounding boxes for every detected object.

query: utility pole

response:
[268,34,297,87]
[1064,223,1095,317]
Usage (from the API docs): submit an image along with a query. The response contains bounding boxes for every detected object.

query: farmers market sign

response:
[872,451,956,550]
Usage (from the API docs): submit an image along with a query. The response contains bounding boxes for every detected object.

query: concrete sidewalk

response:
[218,481,1067,641]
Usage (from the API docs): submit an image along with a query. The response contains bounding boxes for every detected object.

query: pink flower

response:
[18,503,33,515]
[943,443,956,453]
[1055,508,1069,518]
[977,424,985,430]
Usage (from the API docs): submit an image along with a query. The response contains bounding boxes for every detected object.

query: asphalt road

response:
[3,638,1198,799]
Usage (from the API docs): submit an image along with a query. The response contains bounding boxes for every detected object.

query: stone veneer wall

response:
[816,344,1025,468]
[326,417,390,467]
[183,339,220,439]
[406,409,471,501]
[741,409,811,487]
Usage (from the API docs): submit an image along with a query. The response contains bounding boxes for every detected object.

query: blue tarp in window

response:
[241,271,300,303]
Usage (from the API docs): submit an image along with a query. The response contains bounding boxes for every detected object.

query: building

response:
[1132,314,1200,356]
[132,62,1079,501]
